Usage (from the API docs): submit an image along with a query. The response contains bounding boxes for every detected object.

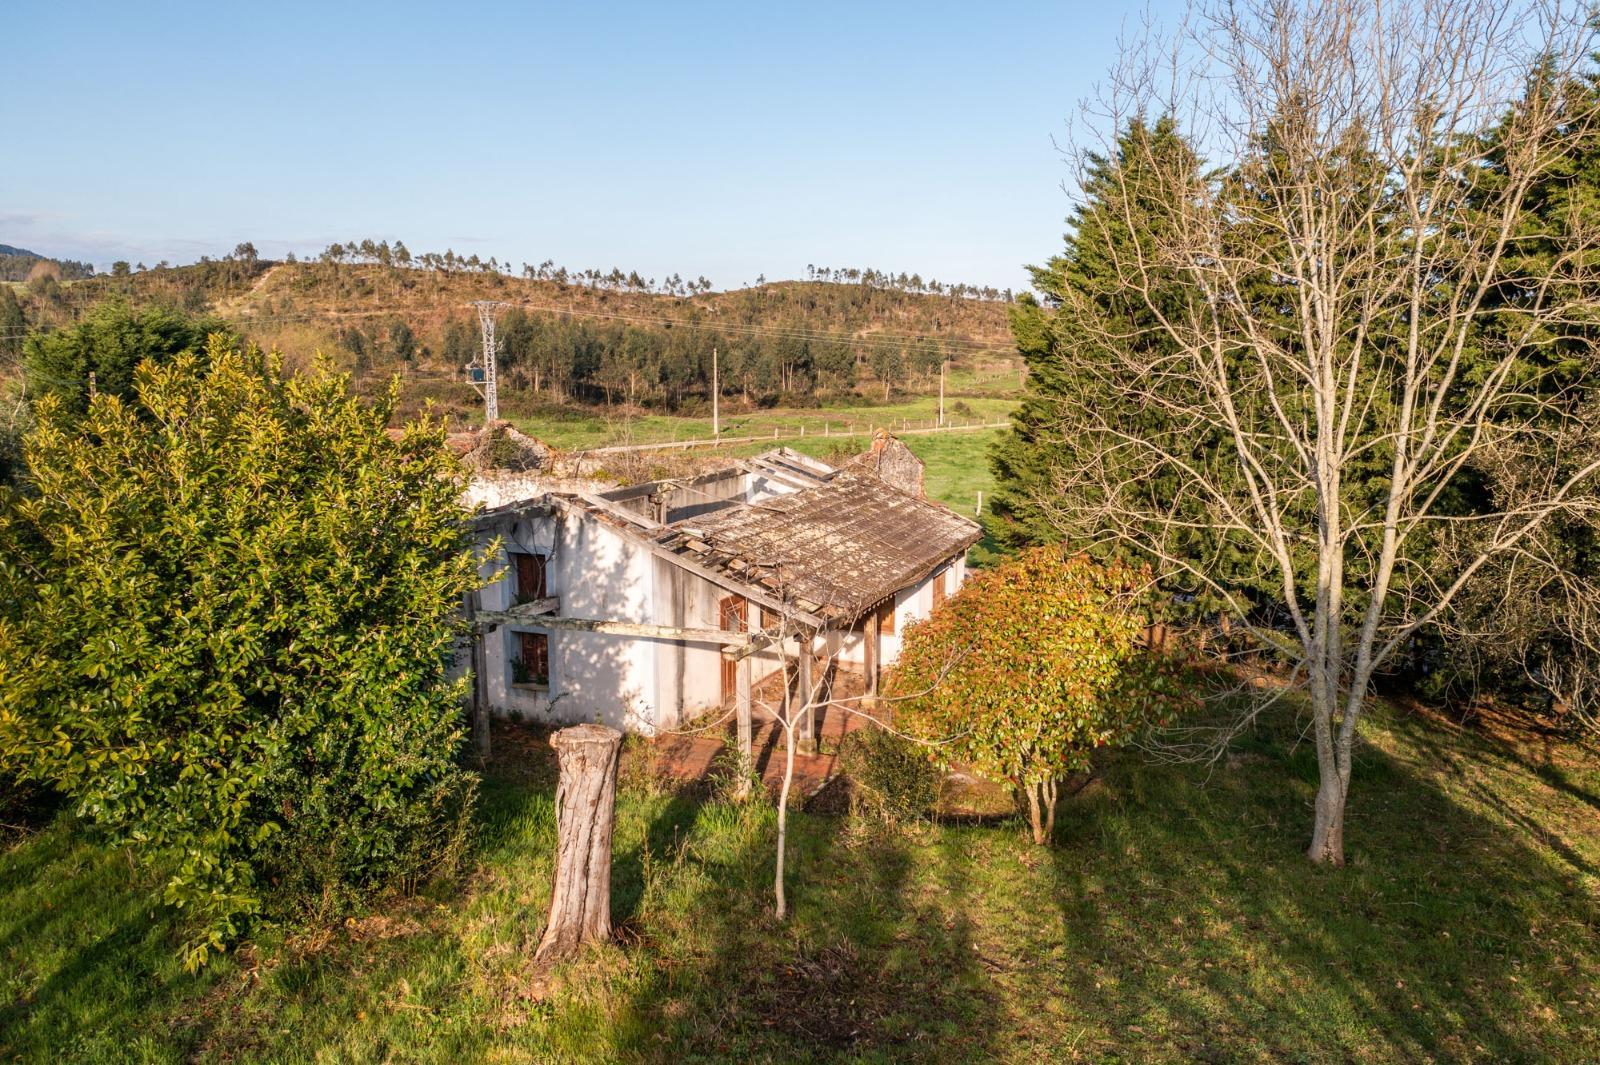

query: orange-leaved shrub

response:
[891,547,1189,843]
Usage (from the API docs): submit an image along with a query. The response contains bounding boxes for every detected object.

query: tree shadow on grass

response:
[594,801,1006,1063]
[0,821,231,1062]
[1039,705,1599,1063]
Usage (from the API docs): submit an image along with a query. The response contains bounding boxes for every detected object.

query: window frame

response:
[512,551,548,604]
[515,630,550,688]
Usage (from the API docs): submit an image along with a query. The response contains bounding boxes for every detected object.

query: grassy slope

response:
[2,696,1596,1063]
[505,385,1018,453]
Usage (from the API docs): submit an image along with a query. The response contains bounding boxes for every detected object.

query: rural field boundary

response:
[578,419,1009,456]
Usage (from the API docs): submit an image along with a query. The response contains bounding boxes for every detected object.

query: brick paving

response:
[652,662,878,797]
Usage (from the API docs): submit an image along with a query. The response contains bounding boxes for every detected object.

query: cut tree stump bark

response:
[533,723,624,964]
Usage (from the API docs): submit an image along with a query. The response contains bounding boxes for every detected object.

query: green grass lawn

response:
[507,394,1017,452]
[3,695,1596,1063]
[695,428,1001,519]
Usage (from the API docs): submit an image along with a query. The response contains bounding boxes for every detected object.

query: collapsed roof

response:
[476,447,981,625]
[455,420,552,472]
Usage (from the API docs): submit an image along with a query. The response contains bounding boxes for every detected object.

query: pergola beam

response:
[479,612,753,646]
[473,596,561,627]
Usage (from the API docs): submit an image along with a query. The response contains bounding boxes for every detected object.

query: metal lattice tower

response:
[470,300,505,423]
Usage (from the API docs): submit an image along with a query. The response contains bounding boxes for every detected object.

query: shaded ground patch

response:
[1,693,1595,1062]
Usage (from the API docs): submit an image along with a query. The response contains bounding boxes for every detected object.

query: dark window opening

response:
[513,552,548,603]
[515,631,549,687]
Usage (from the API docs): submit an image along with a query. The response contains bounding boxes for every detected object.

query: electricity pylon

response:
[469,300,505,422]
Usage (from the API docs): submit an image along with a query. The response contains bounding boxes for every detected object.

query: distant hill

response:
[0,244,95,282]
[18,251,1022,422]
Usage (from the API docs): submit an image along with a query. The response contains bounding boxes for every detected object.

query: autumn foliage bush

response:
[0,345,480,967]
[891,547,1188,843]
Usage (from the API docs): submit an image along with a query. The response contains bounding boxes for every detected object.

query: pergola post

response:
[735,653,754,797]
[796,635,815,753]
[864,608,881,703]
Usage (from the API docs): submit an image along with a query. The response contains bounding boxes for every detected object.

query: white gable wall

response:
[472,497,971,735]
[482,509,661,733]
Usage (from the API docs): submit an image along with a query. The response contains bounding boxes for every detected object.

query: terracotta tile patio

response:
[652,662,878,797]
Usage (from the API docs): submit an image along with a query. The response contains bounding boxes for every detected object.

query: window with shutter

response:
[517,631,549,686]
[514,553,547,602]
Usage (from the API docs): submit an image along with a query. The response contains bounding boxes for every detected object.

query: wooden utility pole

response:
[712,345,720,438]
[534,723,623,963]
[938,360,946,427]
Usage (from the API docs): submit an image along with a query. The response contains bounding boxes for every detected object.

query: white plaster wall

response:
[879,552,968,667]
[481,510,661,733]
[744,470,800,504]
[650,557,738,728]
[461,474,611,511]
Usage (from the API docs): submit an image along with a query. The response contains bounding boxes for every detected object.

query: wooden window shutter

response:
[932,568,947,608]
[518,631,549,680]
[880,599,896,635]
[515,553,547,601]
[719,595,748,632]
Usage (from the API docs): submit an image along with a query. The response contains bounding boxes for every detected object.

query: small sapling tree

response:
[891,547,1186,844]
[0,343,479,967]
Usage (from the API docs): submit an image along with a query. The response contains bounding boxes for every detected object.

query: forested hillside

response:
[0,244,94,283]
[1,242,1018,422]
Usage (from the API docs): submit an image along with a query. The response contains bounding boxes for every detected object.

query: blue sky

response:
[4,1,1173,292]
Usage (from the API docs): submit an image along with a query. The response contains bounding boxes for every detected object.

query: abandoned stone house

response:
[463,441,981,741]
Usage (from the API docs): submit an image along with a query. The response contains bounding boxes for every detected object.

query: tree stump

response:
[533,723,623,964]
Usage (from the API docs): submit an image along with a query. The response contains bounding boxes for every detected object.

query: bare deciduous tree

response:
[1039,0,1600,863]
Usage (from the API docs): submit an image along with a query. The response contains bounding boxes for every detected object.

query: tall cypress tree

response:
[991,117,1314,617]
[990,120,1218,555]
[1430,65,1600,722]
[0,286,25,362]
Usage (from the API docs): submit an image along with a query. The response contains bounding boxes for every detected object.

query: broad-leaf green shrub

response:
[836,727,941,825]
[0,343,479,967]
[22,299,233,416]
